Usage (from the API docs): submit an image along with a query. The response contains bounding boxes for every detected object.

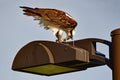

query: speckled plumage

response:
[20,6,77,42]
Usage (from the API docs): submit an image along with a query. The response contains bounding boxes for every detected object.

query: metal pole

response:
[111,28,120,80]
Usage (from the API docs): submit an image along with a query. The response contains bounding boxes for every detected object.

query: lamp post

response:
[111,28,120,80]
[12,28,120,80]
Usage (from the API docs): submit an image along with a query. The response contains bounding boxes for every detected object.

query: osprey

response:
[20,6,77,42]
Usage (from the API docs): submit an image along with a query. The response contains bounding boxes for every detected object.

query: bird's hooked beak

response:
[70,29,75,40]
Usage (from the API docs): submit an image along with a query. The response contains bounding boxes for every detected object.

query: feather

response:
[20,6,77,42]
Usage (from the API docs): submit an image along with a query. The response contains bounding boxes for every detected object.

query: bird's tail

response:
[20,6,42,17]
[20,6,33,10]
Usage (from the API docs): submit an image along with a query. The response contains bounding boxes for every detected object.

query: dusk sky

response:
[0,0,120,80]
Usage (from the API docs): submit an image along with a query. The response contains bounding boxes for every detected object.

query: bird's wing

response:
[20,6,77,29]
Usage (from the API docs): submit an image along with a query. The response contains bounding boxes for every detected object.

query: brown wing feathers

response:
[20,6,42,17]
[20,6,77,29]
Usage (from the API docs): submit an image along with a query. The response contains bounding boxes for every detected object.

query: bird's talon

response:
[56,39,60,42]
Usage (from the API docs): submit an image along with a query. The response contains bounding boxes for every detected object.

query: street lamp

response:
[12,28,120,80]
[111,28,120,80]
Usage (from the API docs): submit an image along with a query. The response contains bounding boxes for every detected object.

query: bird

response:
[20,6,77,42]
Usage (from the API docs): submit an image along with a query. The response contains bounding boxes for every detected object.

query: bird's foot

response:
[56,38,66,43]
[63,37,70,42]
